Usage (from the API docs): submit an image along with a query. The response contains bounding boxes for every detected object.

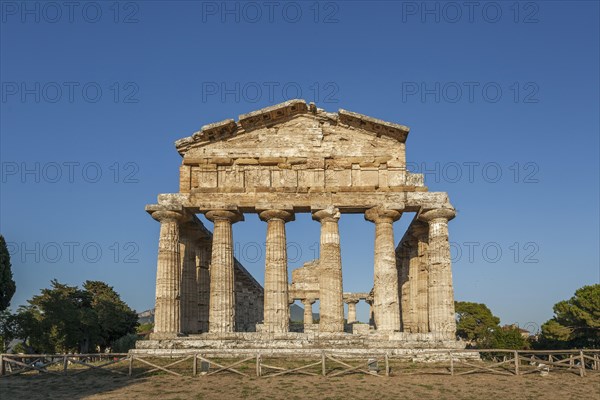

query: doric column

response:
[412,224,430,333]
[196,237,211,333]
[403,236,419,333]
[397,241,411,332]
[312,206,344,333]
[151,210,184,337]
[180,224,199,334]
[346,299,359,324]
[365,206,403,332]
[259,209,294,333]
[302,298,316,325]
[205,210,243,333]
[366,299,374,326]
[419,208,456,339]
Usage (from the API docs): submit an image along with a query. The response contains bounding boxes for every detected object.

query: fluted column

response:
[365,206,403,332]
[205,210,243,333]
[312,206,344,333]
[397,242,411,332]
[366,299,374,326]
[404,236,419,333]
[196,237,211,333]
[346,300,359,324]
[259,209,294,333]
[419,208,456,339]
[302,298,316,325]
[412,224,430,333]
[151,210,184,337]
[180,226,199,334]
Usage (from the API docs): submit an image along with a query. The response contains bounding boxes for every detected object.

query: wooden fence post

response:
[449,352,454,376]
[0,354,4,377]
[321,352,326,376]
[63,356,68,375]
[128,355,134,376]
[514,351,520,376]
[579,351,585,377]
[193,353,198,377]
[385,353,389,377]
[569,355,574,369]
[256,353,260,377]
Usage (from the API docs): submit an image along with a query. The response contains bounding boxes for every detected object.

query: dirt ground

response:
[1,371,598,400]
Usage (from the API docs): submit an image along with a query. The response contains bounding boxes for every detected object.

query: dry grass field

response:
[1,370,598,400]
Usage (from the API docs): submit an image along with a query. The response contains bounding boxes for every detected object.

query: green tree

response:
[0,235,16,312]
[15,280,138,353]
[83,280,138,351]
[0,309,18,352]
[537,284,600,349]
[17,280,98,353]
[455,301,500,345]
[487,326,530,350]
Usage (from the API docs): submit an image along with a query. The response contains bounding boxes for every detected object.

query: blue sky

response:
[1,1,598,332]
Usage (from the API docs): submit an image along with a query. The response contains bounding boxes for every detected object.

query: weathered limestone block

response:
[271,169,297,188]
[325,168,352,188]
[290,260,320,293]
[205,210,243,333]
[352,323,371,335]
[352,166,379,187]
[180,165,191,193]
[259,209,294,333]
[312,206,344,333]
[365,206,403,332]
[419,208,456,339]
[244,166,271,188]
[151,210,184,338]
[387,168,406,187]
[406,173,425,187]
[217,166,244,189]
[297,169,325,188]
[192,165,218,189]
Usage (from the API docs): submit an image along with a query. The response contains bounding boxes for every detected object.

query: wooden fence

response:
[1,349,598,378]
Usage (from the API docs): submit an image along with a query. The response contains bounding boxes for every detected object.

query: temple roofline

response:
[174,99,411,155]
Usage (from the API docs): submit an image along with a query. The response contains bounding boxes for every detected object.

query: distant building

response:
[502,324,530,338]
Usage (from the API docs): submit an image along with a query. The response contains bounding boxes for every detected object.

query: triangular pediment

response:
[175,99,410,157]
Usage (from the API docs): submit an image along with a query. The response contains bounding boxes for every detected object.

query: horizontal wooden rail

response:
[0,350,597,378]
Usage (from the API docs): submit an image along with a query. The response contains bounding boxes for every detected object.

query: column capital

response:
[364,206,403,224]
[345,299,359,305]
[418,208,456,223]
[302,298,316,305]
[151,210,184,223]
[205,209,244,223]
[258,209,295,223]
[311,206,340,223]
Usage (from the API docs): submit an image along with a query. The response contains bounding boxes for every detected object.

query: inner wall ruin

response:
[136,99,463,354]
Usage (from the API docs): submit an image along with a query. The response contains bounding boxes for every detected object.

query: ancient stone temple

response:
[137,100,462,354]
